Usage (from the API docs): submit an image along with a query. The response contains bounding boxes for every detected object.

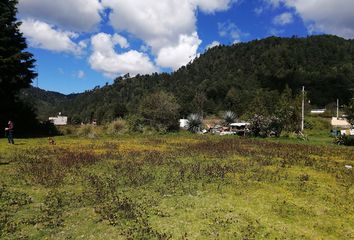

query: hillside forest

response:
[21,35,354,126]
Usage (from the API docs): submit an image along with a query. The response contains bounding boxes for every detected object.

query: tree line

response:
[21,35,354,128]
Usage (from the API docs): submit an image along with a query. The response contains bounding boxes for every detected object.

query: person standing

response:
[5,121,14,144]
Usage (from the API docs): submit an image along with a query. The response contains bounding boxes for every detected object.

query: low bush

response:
[334,135,354,146]
[106,119,127,136]
[77,124,98,138]
[126,114,144,133]
[249,115,282,137]
[57,125,78,135]
[16,155,65,187]
[40,190,64,228]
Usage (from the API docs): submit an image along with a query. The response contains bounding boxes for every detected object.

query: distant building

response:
[331,117,351,129]
[49,113,68,125]
[310,109,326,114]
[340,129,354,136]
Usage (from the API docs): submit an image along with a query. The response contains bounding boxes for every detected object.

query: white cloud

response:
[112,34,130,49]
[206,41,221,49]
[283,0,354,38]
[102,0,196,52]
[218,21,248,42]
[18,0,103,32]
[263,0,354,39]
[89,33,157,77]
[273,12,293,26]
[268,27,285,36]
[192,0,236,13]
[140,45,150,52]
[78,40,88,49]
[156,32,201,70]
[267,0,282,8]
[77,70,85,79]
[20,18,84,55]
[102,0,234,70]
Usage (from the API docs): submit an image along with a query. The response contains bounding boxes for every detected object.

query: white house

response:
[49,113,68,125]
[310,109,326,114]
[331,117,351,129]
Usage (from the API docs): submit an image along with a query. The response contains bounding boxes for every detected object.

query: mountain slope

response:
[20,87,78,120]
[21,35,354,123]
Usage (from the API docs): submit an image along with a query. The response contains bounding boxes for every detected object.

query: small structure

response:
[340,129,354,136]
[210,124,223,134]
[179,119,189,129]
[331,117,351,129]
[331,117,354,136]
[310,109,326,114]
[49,113,68,126]
[209,122,250,136]
[230,122,250,136]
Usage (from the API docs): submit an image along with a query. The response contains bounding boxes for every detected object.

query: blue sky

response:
[17,0,354,94]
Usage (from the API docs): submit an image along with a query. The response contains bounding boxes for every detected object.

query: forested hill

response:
[21,87,78,121]
[21,35,354,123]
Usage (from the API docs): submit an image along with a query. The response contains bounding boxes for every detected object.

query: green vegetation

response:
[1,134,353,239]
[138,91,180,132]
[21,35,354,125]
[0,0,37,132]
[346,96,354,125]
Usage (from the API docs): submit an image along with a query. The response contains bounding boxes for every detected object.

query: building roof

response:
[230,122,250,127]
[331,117,351,128]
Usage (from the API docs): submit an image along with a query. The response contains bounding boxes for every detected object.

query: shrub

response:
[187,113,203,133]
[57,150,98,168]
[57,125,77,135]
[106,119,127,136]
[40,190,64,228]
[138,91,180,132]
[126,114,144,133]
[77,124,97,138]
[16,155,65,187]
[305,117,331,131]
[95,195,143,226]
[249,115,283,137]
[334,135,354,146]
[223,111,237,125]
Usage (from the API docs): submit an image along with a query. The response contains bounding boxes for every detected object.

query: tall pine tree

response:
[0,0,37,133]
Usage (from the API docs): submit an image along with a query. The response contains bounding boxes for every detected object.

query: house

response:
[49,113,68,126]
[310,109,326,114]
[331,117,351,129]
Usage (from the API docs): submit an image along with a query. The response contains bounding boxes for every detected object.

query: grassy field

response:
[0,133,353,239]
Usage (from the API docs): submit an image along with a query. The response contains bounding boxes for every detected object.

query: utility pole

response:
[337,98,339,119]
[301,86,305,132]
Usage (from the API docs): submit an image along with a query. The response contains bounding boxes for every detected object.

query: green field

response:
[0,134,353,239]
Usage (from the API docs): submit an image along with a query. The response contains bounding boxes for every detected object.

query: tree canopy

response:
[0,0,37,132]
[21,35,354,124]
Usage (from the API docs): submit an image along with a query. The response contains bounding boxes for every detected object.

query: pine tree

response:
[0,0,37,130]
